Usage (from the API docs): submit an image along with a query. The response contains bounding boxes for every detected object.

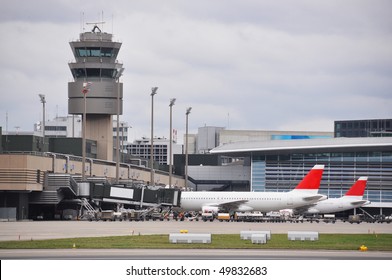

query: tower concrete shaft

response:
[68,26,124,161]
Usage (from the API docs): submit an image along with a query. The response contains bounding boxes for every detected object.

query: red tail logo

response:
[345,177,368,196]
[294,165,324,190]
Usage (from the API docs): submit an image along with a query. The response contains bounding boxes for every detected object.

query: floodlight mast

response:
[38,94,46,151]
[115,68,124,184]
[81,82,92,181]
[185,107,192,189]
[169,98,176,188]
[150,87,158,186]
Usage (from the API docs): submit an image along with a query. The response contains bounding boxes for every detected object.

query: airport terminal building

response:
[1,129,391,219]
[209,137,392,216]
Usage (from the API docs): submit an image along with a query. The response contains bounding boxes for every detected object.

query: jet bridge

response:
[90,183,182,208]
[30,172,182,220]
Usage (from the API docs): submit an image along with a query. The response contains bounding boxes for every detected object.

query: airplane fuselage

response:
[305,197,369,214]
[180,190,322,213]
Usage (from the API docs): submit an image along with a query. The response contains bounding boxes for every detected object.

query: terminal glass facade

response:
[251,151,392,204]
[334,119,392,137]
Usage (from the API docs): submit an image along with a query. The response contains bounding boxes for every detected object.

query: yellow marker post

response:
[359,245,368,251]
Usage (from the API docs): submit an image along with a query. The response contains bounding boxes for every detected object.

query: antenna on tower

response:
[112,13,114,35]
[101,11,104,32]
[86,22,105,33]
[80,12,85,32]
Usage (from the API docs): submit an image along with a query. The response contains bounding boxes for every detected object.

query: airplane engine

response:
[237,205,253,211]
[202,206,219,213]
[305,208,320,214]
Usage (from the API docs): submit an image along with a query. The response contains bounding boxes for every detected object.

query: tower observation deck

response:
[68,25,124,161]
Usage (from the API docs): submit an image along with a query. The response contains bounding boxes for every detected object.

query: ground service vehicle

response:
[202,211,214,222]
[348,214,362,224]
[217,213,231,222]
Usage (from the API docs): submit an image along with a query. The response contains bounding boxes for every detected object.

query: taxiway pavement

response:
[1,220,392,260]
[1,220,391,241]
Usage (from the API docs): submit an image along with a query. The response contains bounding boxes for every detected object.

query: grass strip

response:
[0,234,391,251]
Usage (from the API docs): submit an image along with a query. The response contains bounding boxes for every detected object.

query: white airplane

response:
[295,176,370,214]
[180,164,326,213]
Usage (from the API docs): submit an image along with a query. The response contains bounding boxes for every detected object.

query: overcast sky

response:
[1,0,391,143]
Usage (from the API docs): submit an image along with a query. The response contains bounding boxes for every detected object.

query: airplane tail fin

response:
[292,164,324,192]
[345,177,368,197]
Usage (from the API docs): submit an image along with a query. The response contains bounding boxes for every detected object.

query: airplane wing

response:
[292,195,327,214]
[292,204,317,214]
[207,199,249,211]
[302,194,327,202]
[350,200,370,206]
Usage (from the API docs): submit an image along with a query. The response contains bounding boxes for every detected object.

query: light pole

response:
[81,82,92,181]
[150,87,158,186]
[38,94,46,151]
[185,107,192,189]
[169,98,176,188]
[121,122,124,163]
[115,68,124,184]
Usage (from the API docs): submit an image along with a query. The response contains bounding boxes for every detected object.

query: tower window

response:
[71,68,86,78]
[71,68,117,79]
[86,68,101,77]
[75,47,118,58]
[101,69,116,78]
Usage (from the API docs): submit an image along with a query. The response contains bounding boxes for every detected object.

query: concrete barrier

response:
[169,233,211,244]
[288,231,319,241]
[240,230,271,240]
[251,233,267,244]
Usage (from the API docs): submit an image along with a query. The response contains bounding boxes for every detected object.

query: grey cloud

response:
[1,0,391,139]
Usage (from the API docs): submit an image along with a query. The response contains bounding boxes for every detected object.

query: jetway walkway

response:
[28,172,183,220]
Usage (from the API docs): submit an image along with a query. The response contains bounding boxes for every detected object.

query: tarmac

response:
[1,220,392,260]
[1,219,392,241]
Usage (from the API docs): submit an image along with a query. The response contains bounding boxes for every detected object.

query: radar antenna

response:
[86,22,105,33]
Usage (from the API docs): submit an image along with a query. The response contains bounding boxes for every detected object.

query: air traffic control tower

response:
[68,25,124,160]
